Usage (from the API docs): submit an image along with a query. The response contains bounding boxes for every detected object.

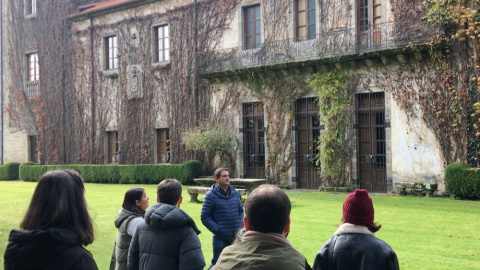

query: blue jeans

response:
[208,237,232,269]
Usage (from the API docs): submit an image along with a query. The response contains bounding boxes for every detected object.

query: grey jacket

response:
[127,203,205,270]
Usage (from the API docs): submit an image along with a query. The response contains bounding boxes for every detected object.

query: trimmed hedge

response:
[0,162,20,180]
[19,160,201,185]
[445,162,480,200]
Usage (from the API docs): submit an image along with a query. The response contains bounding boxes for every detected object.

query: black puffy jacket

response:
[4,228,98,270]
[313,224,399,270]
[127,203,205,270]
[200,184,244,242]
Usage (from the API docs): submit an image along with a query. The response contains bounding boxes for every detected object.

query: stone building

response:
[1,0,471,192]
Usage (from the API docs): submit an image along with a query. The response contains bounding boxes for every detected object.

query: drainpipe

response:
[89,16,96,164]
[1,0,4,165]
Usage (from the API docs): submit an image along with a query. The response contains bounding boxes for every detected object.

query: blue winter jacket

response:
[201,184,244,242]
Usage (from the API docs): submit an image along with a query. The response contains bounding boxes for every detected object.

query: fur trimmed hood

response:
[334,223,374,236]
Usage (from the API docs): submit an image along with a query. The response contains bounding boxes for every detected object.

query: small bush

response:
[0,162,21,180]
[445,162,480,200]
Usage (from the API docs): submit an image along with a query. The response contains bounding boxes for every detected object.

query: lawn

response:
[1,181,479,270]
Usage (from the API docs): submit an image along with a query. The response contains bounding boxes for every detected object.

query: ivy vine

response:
[310,70,350,187]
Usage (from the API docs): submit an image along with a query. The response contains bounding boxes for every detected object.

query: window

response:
[107,131,119,164]
[29,135,38,163]
[244,5,261,49]
[358,0,382,47]
[26,0,36,15]
[156,128,170,163]
[296,0,316,40]
[27,53,39,81]
[105,36,118,70]
[154,25,169,62]
[359,0,381,31]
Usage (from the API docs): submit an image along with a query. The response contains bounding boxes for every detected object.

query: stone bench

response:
[394,182,438,197]
[187,187,246,203]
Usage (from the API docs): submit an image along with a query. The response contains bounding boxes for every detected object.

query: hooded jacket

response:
[200,184,244,241]
[127,203,205,270]
[4,228,98,270]
[110,209,143,270]
[313,223,399,270]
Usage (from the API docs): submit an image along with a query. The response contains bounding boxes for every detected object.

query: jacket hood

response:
[5,228,82,269]
[145,203,201,234]
[114,208,142,228]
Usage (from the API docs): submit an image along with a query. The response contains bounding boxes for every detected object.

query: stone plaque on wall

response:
[127,65,142,99]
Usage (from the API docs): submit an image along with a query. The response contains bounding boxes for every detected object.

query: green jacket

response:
[212,237,311,270]
[110,209,142,270]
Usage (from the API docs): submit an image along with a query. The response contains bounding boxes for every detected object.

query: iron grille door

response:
[355,92,386,192]
[242,102,265,178]
[295,97,321,189]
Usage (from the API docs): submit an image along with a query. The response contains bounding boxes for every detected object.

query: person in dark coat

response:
[127,178,205,270]
[313,189,399,270]
[4,169,98,270]
[110,188,149,270]
[201,167,244,269]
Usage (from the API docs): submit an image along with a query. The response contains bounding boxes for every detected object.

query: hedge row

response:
[19,160,201,185]
[445,162,480,200]
[0,162,20,180]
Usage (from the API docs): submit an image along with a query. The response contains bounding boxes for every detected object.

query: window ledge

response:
[152,61,171,69]
[99,69,119,78]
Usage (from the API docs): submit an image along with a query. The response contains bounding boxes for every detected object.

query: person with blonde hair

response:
[4,169,98,270]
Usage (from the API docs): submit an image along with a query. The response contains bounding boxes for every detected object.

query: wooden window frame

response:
[107,131,119,164]
[105,36,118,70]
[154,25,170,63]
[295,0,316,40]
[26,53,39,82]
[26,0,36,16]
[243,5,261,50]
[358,0,381,31]
[156,128,170,163]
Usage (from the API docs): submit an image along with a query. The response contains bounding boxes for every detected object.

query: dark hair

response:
[122,188,146,215]
[245,184,291,234]
[20,170,94,245]
[157,178,182,205]
[214,167,229,179]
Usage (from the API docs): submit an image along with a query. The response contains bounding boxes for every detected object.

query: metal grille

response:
[295,97,321,189]
[355,92,386,192]
[242,102,265,178]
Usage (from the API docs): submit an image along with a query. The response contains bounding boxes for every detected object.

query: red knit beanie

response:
[343,189,374,226]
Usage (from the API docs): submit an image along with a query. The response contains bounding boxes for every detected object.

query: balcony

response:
[24,81,39,96]
[197,20,439,76]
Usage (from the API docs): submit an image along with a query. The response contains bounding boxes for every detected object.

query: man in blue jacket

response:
[201,168,244,269]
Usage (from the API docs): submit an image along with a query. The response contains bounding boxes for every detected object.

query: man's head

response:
[214,167,230,191]
[244,184,291,235]
[343,189,374,226]
[157,178,182,206]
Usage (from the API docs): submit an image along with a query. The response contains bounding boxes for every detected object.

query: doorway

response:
[355,92,386,192]
[242,102,265,178]
[295,97,321,189]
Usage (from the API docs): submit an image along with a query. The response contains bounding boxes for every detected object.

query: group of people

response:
[3,167,399,270]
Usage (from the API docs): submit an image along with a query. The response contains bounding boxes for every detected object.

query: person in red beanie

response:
[312,189,399,270]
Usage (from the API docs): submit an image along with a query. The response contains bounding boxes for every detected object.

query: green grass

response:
[1,181,479,270]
